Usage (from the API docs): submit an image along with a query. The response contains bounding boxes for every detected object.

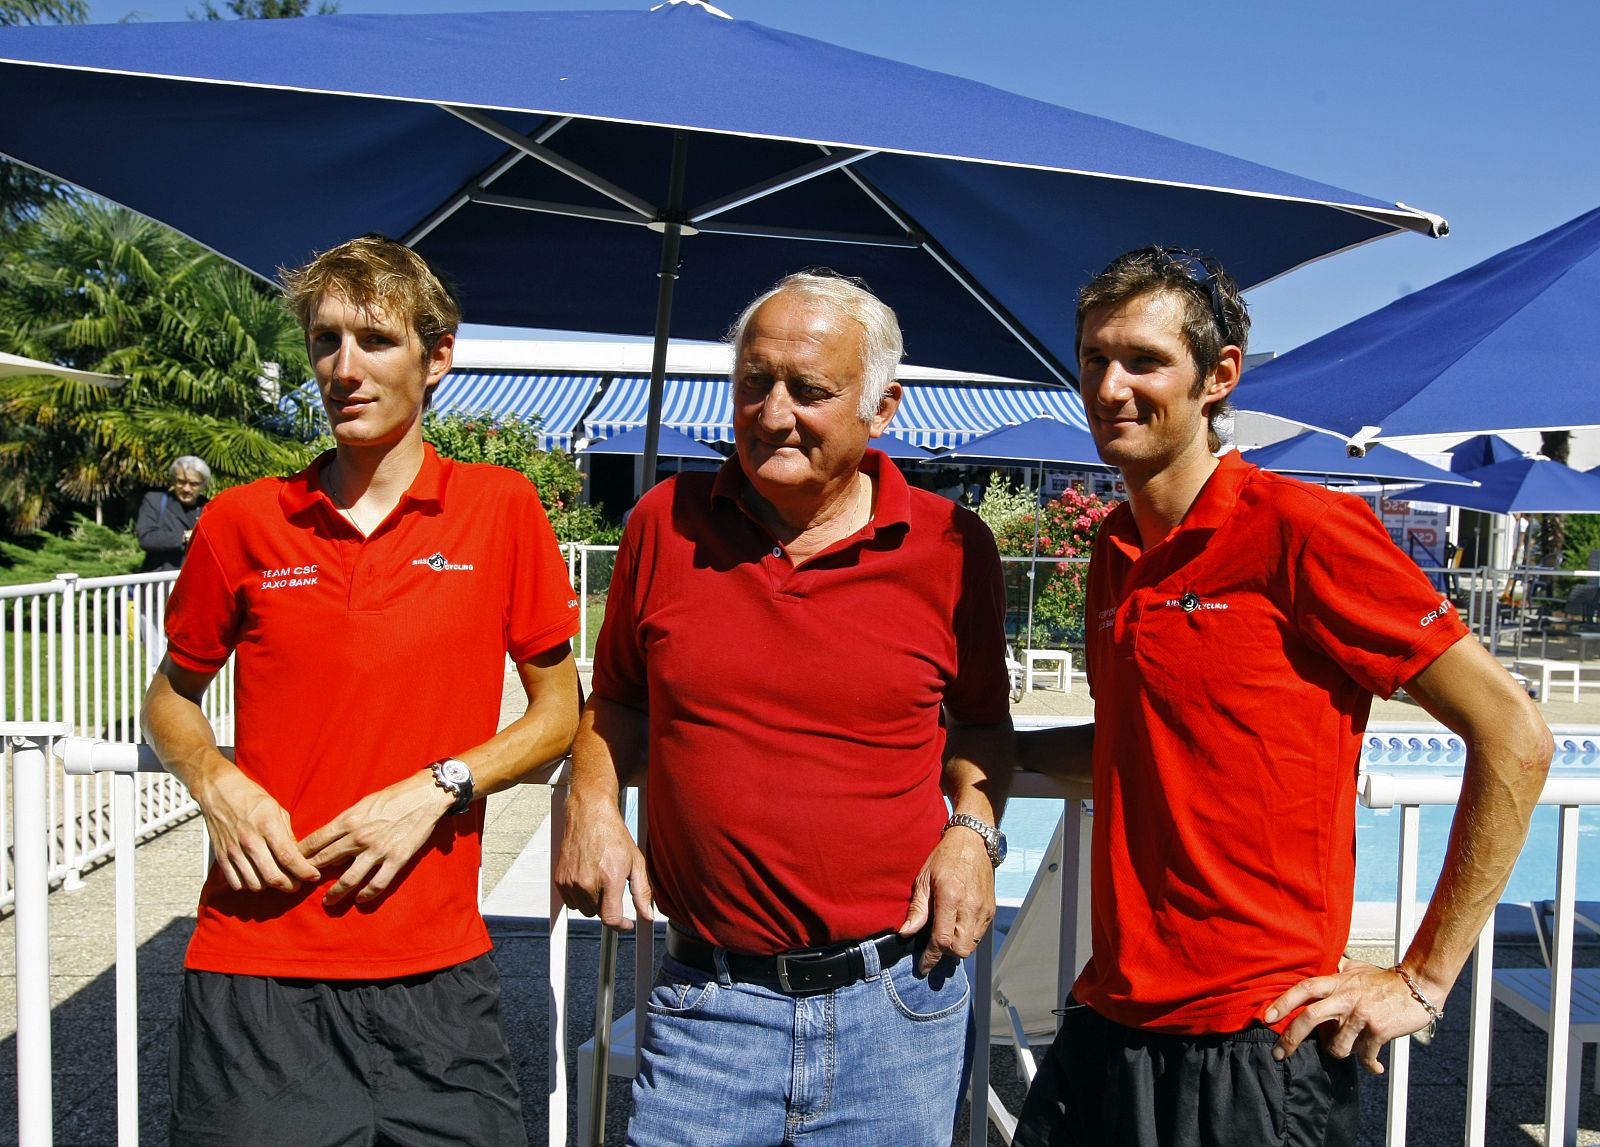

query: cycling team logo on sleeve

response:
[1419,599,1455,627]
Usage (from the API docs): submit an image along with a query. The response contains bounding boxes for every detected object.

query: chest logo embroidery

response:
[259,564,318,590]
[412,551,476,573]
[1164,592,1229,613]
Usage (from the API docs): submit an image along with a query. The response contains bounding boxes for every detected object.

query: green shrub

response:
[0,514,143,585]
[976,478,1118,643]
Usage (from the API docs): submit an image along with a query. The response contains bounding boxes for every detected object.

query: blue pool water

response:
[995,726,1600,905]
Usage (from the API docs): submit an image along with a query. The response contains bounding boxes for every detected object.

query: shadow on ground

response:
[5,923,1597,1145]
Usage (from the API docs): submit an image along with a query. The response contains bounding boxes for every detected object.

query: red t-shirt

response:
[1075,450,1469,1033]
[591,451,1011,954]
[165,446,579,978]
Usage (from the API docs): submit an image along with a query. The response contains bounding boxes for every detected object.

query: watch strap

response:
[944,812,1003,867]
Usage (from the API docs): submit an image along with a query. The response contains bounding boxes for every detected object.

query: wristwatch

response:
[944,812,1007,868]
[429,757,475,816]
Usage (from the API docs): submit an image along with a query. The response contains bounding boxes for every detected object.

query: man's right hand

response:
[196,767,320,893]
[553,794,652,930]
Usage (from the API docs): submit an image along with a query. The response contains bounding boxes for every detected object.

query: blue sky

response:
[79,0,1600,357]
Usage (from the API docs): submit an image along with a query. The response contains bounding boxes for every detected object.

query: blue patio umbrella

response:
[0,4,1443,482]
[1239,205,1600,447]
[869,435,931,461]
[937,415,1108,470]
[1242,431,1473,486]
[580,424,722,461]
[1403,457,1600,514]
[1448,433,1524,472]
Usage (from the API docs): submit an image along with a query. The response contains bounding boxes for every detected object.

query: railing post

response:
[113,766,140,1147]
[1384,802,1421,1146]
[1543,804,1580,1145]
[58,574,84,890]
[10,730,69,1147]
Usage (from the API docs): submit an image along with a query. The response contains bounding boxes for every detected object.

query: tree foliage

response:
[193,0,335,19]
[418,411,620,544]
[0,197,317,534]
[976,476,1117,643]
[0,514,143,584]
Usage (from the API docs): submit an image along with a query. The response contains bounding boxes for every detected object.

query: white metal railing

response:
[0,571,231,908]
[1361,769,1600,1147]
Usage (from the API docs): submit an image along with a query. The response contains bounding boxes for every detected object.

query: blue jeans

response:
[627,938,970,1146]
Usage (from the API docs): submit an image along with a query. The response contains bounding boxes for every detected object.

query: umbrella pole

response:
[1025,467,1040,653]
[639,132,690,499]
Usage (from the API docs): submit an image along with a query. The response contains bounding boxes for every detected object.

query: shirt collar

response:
[710,447,913,535]
[1103,449,1256,561]
[280,443,451,521]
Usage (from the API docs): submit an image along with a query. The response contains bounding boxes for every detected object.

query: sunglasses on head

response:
[1148,246,1231,343]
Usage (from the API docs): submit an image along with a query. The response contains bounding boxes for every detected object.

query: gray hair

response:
[727,270,903,421]
[170,456,212,486]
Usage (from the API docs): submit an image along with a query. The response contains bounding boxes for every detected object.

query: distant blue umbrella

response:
[1243,431,1473,485]
[936,416,1108,469]
[870,435,931,461]
[1240,205,1600,444]
[1404,458,1600,514]
[581,425,723,461]
[1448,433,1524,472]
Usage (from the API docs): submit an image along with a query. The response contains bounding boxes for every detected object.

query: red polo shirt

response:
[591,450,1011,954]
[1075,450,1468,1033]
[165,446,579,978]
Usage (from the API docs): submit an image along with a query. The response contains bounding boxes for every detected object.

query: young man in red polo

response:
[142,235,581,1146]
[1014,247,1551,1146]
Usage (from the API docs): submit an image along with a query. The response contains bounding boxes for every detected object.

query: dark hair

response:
[1076,247,1250,452]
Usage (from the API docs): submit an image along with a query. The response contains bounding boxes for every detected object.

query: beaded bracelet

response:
[1393,965,1443,1041]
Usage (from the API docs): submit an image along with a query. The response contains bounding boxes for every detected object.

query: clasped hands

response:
[198,767,452,907]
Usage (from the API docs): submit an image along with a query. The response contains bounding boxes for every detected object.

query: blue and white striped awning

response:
[430,371,603,451]
[583,376,735,444]
[578,375,1086,451]
[893,384,1087,450]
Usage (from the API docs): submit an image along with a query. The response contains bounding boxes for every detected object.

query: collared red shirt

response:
[166,445,579,978]
[1074,449,1469,1033]
[592,449,1011,954]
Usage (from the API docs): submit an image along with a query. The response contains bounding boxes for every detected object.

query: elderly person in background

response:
[136,456,211,571]
[556,269,1014,1146]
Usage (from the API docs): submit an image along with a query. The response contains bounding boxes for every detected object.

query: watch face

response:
[993,831,1008,866]
[440,760,471,786]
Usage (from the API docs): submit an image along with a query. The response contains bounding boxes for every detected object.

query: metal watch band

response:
[944,812,1004,867]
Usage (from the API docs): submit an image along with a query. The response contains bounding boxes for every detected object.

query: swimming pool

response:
[996,722,1600,908]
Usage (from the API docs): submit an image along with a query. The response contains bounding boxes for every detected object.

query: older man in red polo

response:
[557,269,1015,1146]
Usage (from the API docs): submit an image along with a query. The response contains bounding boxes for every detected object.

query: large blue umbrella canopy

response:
[1242,430,1472,486]
[1448,433,1524,472]
[1404,457,1600,514]
[937,416,1109,469]
[0,4,1442,477]
[1239,205,1600,446]
[580,424,722,460]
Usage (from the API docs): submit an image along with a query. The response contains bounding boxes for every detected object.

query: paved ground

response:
[3,662,1599,1145]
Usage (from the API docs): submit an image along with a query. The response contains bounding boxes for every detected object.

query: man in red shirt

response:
[142,236,581,1146]
[1014,247,1551,1146]
[555,270,1014,1145]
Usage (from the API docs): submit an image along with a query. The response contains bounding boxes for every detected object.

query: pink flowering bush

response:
[977,478,1118,642]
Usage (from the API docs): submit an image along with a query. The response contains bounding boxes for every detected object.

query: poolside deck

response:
[4,669,1599,1145]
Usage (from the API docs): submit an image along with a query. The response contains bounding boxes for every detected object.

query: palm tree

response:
[0,197,315,533]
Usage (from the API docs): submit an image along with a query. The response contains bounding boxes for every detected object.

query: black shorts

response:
[169,952,526,1147]
[1014,998,1358,1147]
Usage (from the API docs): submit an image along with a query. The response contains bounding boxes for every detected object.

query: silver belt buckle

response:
[776,954,799,994]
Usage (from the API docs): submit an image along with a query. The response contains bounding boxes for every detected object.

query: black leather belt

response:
[665,927,918,995]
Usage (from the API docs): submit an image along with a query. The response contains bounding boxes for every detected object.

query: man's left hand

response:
[298,771,452,907]
[1265,958,1440,1073]
[898,826,995,975]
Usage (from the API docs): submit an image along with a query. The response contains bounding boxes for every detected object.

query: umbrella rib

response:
[832,157,1076,388]
[687,149,877,223]
[404,114,573,247]
[692,220,920,248]
[470,192,653,229]
[441,104,657,220]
